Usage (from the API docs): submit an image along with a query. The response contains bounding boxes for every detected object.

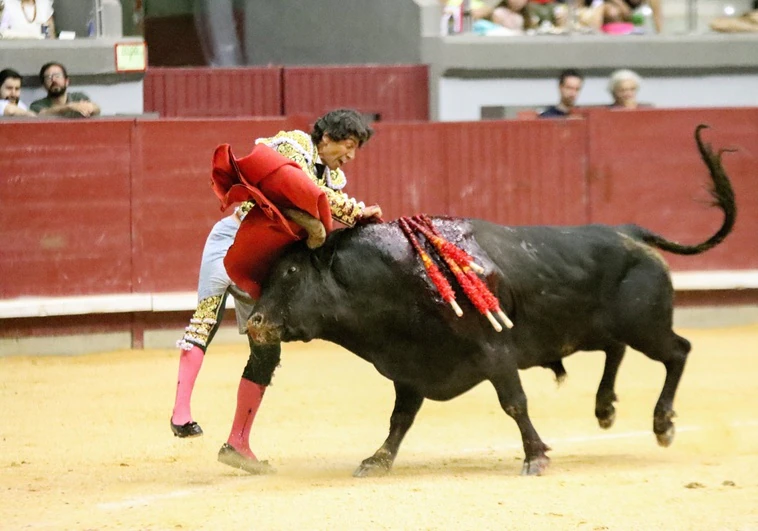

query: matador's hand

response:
[359,204,383,224]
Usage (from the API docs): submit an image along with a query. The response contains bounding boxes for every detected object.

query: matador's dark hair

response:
[311,108,374,147]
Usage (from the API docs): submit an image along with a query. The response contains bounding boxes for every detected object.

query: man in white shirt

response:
[0,68,36,117]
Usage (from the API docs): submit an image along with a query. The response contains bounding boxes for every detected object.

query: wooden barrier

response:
[143,67,284,117]
[143,65,430,121]
[282,65,429,122]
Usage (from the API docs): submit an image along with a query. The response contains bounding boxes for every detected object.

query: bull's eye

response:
[286,265,298,276]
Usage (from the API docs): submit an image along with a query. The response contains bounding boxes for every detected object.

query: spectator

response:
[528,0,569,30]
[608,68,642,109]
[539,68,584,118]
[0,68,36,117]
[491,0,534,30]
[30,62,101,118]
[0,0,56,38]
[443,0,534,33]
[710,8,758,33]
[603,0,662,33]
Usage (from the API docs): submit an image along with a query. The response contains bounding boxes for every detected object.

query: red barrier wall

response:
[443,119,589,225]
[143,67,283,117]
[282,65,429,122]
[0,120,134,298]
[1,109,756,302]
[142,65,430,122]
[348,119,588,225]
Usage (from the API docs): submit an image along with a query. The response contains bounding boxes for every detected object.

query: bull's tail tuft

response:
[628,124,737,256]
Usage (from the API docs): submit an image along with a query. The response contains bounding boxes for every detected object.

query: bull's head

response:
[247,238,339,345]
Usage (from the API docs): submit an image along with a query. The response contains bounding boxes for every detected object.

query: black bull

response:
[247,125,736,476]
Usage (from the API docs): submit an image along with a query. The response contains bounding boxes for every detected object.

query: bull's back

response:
[468,219,644,291]
[468,219,673,362]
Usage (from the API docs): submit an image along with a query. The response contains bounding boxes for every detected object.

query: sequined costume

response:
[176,207,254,351]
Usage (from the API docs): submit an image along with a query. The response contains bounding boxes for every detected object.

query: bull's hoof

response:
[353,454,393,478]
[654,410,676,447]
[655,424,675,447]
[596,408,616,430]
[520,455,550,476]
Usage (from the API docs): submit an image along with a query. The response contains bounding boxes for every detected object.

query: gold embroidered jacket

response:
[253,129,366,227]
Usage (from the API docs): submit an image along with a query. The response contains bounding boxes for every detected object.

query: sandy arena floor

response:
[1,325,757,530]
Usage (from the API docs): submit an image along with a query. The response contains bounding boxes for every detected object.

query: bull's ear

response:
[309,237,337,272]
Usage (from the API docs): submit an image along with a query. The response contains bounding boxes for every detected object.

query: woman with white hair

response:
[608,69,642,109]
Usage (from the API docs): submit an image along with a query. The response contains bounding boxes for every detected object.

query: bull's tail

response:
[625,124,736,256]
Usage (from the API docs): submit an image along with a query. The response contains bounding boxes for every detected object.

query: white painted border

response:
[0,292,236,319]
[0,270,756,319]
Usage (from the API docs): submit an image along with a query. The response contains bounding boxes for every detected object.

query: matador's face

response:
[318,134,359,171]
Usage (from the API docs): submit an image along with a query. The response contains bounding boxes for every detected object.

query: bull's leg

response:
[649,334,691,447]
[595,342,626,429]
[491,368,551,476]
[353,382,424,478]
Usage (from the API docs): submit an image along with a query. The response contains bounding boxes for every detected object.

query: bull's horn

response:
[283,207,326,249]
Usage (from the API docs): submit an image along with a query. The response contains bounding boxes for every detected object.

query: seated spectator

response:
[603,0,662,33]
[528,0,576,31]
[608,68,642,109]
[574,0,606,31]
[31,62,101,118]
[710,8,758,33]
[491,0,534,30]
[0,68,36,117]
[0,0,56,39]
[539,68,584,118]
[443,0,534,33]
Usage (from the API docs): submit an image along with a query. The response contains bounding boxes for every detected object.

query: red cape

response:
[211,143,333,298]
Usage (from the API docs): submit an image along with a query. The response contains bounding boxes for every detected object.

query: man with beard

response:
[30,62,100,118]
[0,68,36,117]
[539,68,584,119]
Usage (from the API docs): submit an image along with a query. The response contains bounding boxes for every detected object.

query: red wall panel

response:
[443,119,589,226]
[143,67,283,117]
[348,120,588,225]
[0,121,134,297]
[587,108,758,270]
[347,122,451,219]
[130,117,296,293]
[283,65,429,122]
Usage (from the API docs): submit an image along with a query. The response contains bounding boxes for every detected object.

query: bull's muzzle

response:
[247,312,282,344]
